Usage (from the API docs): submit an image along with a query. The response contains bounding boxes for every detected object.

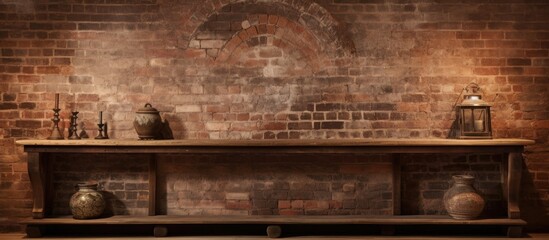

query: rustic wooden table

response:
[17,138,534,238]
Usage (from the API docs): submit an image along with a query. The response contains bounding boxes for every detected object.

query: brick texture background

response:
[1,0,548,232]
[157,154,393,216]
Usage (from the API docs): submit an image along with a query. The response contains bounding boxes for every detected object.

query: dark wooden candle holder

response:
[68,111,80,140]
[47,108,64,140]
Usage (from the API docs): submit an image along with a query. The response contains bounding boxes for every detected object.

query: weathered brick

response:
[0,103,18,110]
[15,120,42,128]
[18,102,36,109]
[0,0,548,229]
[507,58,532,66]
[260,122,286,130]
[316,103,342,111]
[320,121,344,129]
[371,103,396,111]
[288,122,312,130]
[456,31,480,39]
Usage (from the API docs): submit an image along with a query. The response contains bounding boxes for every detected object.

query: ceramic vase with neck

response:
[69,182,106,219]
[443,175,485,220]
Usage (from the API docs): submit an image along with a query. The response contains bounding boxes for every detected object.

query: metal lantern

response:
[457,83,492,139]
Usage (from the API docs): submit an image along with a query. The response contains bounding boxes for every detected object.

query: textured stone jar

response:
[133,103,163,140]
[69,182,106,219]
[443,175,485,220]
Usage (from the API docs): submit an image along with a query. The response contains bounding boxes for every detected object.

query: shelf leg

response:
[507,152,522,219]
[149,154,157,216]
[392,154,401,215]
[26,225,42,238]
[507,226,523,238]
[28,153,46,219]
[154,225,168,237]
[266,225,282,238]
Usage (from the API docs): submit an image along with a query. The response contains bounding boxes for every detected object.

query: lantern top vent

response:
[458,83,491,107]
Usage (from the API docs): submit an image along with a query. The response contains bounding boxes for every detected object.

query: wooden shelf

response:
[22,215,527,238]
[16,138,535,147]
[22,215,527,226]
[17,138,533,238]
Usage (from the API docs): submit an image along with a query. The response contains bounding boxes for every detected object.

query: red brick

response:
[507,58,532,66]
[462,23,486,30]
[278,200,291,209]
[526,50,548,57]
[15,120,42,128]
[456,31,480,39]
[205,105,229,113]
[462,40,484,48]
[291,200,304,209]
[279,209,302,215]
[500,67,524,75]
[524,67,548,75]
[481,58,505,66]
[36,66,61,74]
[268,15,278,25]
[320,121,344,129]
[226,200,250,210]
[474,67,499,75]
[0,103,18,110]
[260,122,286,131]
[258,14,268,24]
[245,26,258,36]
[288,122,312,130]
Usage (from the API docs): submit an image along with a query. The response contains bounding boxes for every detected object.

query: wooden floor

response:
[2,233,549,239]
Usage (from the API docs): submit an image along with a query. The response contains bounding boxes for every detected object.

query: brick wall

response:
[51,154,149,216]
[1,0,548,232]
[157,154,393,216]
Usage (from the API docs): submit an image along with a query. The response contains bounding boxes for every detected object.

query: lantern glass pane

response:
[462,108,474,132]
[472,108,486,132]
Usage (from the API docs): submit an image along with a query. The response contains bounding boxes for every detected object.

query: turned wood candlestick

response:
[47,107,64,140]
[68,111,80,140]
[95,123,107,139]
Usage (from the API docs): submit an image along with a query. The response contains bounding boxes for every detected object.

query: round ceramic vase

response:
[443,175,485,220]
[133,103,163,140]
[69,182,106,219]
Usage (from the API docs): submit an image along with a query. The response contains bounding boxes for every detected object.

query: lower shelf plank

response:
[22,215,526,238]
[22,215,526,226]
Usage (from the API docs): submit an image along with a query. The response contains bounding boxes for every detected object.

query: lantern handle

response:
[465,82,486,95]
[452,82,474,110]
[452,82,487,110]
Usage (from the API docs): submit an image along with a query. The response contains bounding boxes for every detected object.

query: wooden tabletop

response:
[16,138,535,147]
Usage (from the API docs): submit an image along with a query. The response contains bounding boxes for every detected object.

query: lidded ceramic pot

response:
[443,175,485,220]
[133,103,163,140]
[69,182,106,219]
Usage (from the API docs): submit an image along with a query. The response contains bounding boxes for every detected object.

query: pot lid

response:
[136,103,159,113]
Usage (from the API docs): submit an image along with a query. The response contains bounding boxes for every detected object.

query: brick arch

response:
[214,15,327,74]
[180,0,355,57]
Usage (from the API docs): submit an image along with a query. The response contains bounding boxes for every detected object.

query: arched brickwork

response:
[213,15,326,74]
[179,0,355,58]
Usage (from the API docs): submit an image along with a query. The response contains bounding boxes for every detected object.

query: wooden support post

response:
[153,225,168,237]
[25,225,42,238]
[28,153,46,219]
[507,226,523,238]
[392,154,401,215]
[148,154,157,216]
[266,225,282,238]
[507,152,522,219]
